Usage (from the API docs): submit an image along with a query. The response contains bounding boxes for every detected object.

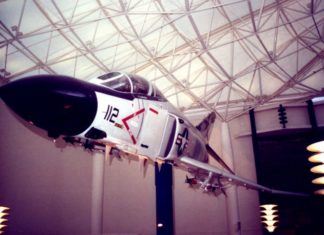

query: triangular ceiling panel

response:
[6,47,37,76]
[0,0,323,121]
[19,1,52,34]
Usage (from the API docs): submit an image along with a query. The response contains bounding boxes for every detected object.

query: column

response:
[155,163,174,235]
[221,122,241,235]
[91,152,106,235]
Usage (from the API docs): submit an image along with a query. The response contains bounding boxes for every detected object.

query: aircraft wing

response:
[179,156,309,197]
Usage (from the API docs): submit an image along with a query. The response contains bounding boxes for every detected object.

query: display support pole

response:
[248,109,261,180]
[307,100,318,130]
[91,151,106,235]
[155,163,174,235]
[221,122,241,235]
[307,100,319,142]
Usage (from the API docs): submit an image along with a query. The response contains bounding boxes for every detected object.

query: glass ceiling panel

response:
[0,0,322,121]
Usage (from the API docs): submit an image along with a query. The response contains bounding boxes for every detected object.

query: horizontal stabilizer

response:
[180,156,309,197]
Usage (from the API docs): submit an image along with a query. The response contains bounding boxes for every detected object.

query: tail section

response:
[196,112,234,174]
[196,112,216,140]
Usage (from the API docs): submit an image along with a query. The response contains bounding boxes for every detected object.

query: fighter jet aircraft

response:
[0,72,307,196]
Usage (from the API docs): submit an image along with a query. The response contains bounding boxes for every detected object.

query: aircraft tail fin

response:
[206,144,235,174]
[196,112,216,140]
[196,112,234,174]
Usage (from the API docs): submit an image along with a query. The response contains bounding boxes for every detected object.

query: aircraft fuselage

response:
[0,73,208,164]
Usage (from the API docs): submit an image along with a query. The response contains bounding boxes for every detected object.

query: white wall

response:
[0,103,93,234]
[227,116,262,235]
[103,157,156,235]
[253,102,324,133]
[315,102,324,126]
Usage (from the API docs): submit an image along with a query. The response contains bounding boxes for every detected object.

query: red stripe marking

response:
[122,108,145,144]
[122,109,145,125]
[130,135,136,145]
[149,107,159,114]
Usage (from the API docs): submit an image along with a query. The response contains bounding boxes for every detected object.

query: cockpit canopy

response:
[91,72,166,101]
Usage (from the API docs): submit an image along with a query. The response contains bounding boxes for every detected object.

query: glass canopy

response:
[97,72,166,100]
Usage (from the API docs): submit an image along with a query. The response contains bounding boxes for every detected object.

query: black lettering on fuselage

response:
[104,105,119,123]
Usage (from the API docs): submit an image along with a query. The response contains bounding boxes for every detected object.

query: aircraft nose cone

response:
[0,75,97,138]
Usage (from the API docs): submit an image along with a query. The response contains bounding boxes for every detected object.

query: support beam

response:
[155,163,174,235]
[248,109,261,181]
[221,122,241,235]
[307,100,318,130]
[91,152,106,235]
[307,99,321,147]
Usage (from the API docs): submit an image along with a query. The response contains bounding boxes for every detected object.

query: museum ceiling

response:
[0,0,323,121]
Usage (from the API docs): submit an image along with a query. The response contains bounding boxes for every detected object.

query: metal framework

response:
[0,0,323,121]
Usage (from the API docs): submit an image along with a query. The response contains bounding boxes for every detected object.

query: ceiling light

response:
[310,164,324,174]
[312,176,324,184]
[314,189,324,195]
[266,225,277,233]
[0,206,9,234]
[260,204,279,233]
[307,141,324,152]
[260,204,277,210]
[307,141,324,195]
[261,215,279,221]
[262,220,279,227]
[308,153,324,163]
[261,210,278,216]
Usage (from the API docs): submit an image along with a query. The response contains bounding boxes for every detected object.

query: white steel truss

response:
[0,0,323,121]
